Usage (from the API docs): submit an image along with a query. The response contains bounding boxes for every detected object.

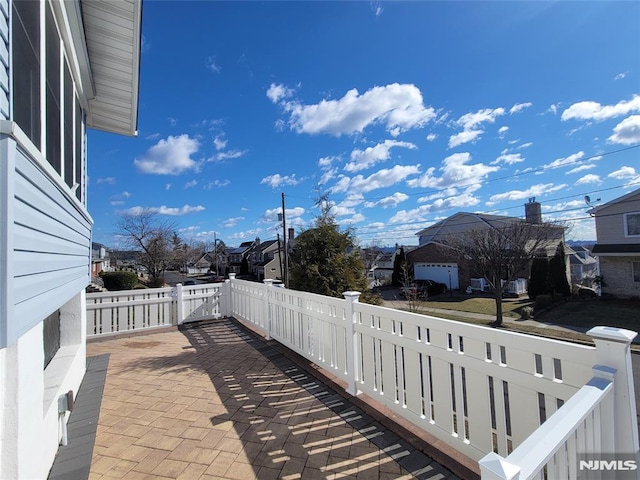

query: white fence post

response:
[587,326,639,456]
[175,283,184,325]
[263,279,275,340]
[478,452,520,480]
[343,291,361,396]
[222,278,231,317]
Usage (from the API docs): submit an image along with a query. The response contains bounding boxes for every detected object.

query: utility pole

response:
[281,192,289,288]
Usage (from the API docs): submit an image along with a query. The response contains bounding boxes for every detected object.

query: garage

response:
[414,263,459,290]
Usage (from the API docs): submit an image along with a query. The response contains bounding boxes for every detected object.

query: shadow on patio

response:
[85,319,459,480]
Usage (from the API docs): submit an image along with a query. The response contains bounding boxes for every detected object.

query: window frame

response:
[623,212,640,238]
[633,261,640,284]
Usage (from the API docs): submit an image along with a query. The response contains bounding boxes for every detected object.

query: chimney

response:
[288,228,295,240]
[525,198,542,224]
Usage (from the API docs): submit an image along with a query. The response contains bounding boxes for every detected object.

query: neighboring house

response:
[0,1,141,479]
[408,201,566,293]
[251,239,283,281]
[187,252,216,275]
[568,245,598,289]
[110,250,140,271]
[90,242,111,278]
[227,243,252,275]
[589,187,640,298]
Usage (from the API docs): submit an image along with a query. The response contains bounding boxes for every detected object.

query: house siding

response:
[594,192,640,245]
[4,138,91,347]
[0,0,8,120]
[599,256,640,298]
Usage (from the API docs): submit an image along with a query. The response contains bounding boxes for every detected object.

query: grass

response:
[388,292,640,348]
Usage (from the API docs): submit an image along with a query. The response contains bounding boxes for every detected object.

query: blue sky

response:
[88,1,640,248]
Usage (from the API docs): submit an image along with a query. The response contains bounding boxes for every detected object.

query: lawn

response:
[417,294,532,318]
[390,293,639,347]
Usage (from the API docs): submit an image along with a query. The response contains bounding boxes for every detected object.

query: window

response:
[624,213,640,237]
[43,310,61,369]
[12,0,40,148]
[633,262,640,284]
[45,3,61,172]
[12,1,86,202]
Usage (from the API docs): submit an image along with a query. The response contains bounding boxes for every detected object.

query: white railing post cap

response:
[229,273,236,279]
[587,326,638,344]
[478,452,521,480]
[343,291,361,298]
[263,279,275,285]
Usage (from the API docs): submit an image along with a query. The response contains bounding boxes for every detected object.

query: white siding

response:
[2,136,92,347]
[0,0,8,119]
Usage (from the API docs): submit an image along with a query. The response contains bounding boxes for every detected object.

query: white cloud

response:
[518,142,533,149]
[575,174,601,185]
[345,140,417,172]
[318,155,340,168]
[213,135,227,150]
[184,180,198,189]
[97,177,116,185]
[561,95,640,122]
[426,133,438,142]
[407,152,499,189]
[547,104,559,115]
[487,184,567,205]
[165,184,172,190]
[206,56,221,74]
[260,174,300,188]
[271,83,436,137]
[145,133,161,141]
[134,134,201,175]
[448,129,483,148]
[222,216,245,228]
[492,153,524,165]
[262,206,306,223]
[509,102,532,114]
[615,72,628,80]
[364,192,409,209]
[389,192,480,224]
[318,167,338,186]
[203,179,231,189]
[608,166,636,179]
[447,107,506,148]
[543,151,585,170]
[229,228,265,241]
[498,126,509,136]
[208,149,248,162]
[608,115,640,145]
[331,164,421,194]
[266,83,296,103]
[337,213,365,225]
[566,164,596,175]
[121,205,205,216]
[370,1,383,17]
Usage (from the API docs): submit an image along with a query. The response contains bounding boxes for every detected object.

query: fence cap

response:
[478,452,520,479]
[588,326,638,344]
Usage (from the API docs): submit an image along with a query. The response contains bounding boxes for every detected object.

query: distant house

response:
[227,243,253,275]
[408,201,566,293]
[589,187,640,298]
[0,1,142,478]
[250,239,283,281]
[568,245,598,289]
[91,242,111,278]
[187,252,216,275]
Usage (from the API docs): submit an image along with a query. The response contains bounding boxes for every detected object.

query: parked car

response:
[183,280,197,286]
[416,279,448,296]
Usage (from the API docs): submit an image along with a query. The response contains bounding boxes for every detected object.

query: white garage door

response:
[414,263,459,289]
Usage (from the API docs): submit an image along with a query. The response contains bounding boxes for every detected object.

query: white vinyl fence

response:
[86,282,226,337]
[87,275,639,479]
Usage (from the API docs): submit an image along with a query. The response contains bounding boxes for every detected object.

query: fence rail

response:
[86,276,639,478]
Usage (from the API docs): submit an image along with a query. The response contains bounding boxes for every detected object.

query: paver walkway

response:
[85,319,459,480]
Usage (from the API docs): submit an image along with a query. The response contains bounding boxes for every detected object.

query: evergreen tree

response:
[288,199,380,304]
[548,242,571,297]
[527,257,549,299]
[391,247,406,286]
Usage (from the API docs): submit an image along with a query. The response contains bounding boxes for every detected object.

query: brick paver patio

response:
[82,319,459,480]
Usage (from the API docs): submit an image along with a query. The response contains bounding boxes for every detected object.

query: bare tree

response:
[115,210,177,286]
[447,221,563,327]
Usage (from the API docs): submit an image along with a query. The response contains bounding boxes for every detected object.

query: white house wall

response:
[0,0,7,120]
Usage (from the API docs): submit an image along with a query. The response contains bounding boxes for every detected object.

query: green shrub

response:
[521,306,534,319]
[101,271,139,291]
[534,294,553,312]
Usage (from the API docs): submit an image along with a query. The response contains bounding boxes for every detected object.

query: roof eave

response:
[81,0,142,137]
